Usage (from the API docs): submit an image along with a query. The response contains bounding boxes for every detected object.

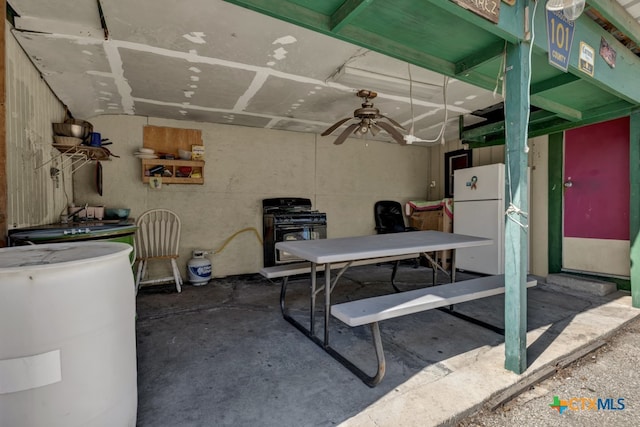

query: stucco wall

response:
[72,114,550,279]
[73,115,432,277]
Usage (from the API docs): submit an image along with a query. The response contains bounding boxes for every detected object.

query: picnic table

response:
[271,231,527,386]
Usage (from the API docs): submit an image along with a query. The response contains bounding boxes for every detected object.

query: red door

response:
[563,117,630,276]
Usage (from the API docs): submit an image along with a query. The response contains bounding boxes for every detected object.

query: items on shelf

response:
[140,159,204,184]
[140,125,205,184]
[191,145,205,159]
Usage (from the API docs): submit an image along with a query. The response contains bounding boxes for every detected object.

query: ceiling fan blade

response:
[333,123,359,145]
[376,121,407,145]
[321,117,353,136]
[379,115,405,130]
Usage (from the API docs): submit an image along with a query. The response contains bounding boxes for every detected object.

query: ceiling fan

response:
[545,0,585,20]
[321,89,406,145]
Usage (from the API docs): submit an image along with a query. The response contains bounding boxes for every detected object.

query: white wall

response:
[529,136,549,277]
[425,137,549,277]
[6,26,68,228]
[316,138,433,238]
[73,116,432,277]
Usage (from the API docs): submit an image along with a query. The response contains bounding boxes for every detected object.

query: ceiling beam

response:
[532,8,640,105]
[588,0,640,49]
[223,0,331,33]
[336,25,456,77]
[454,41,506,75]
[582,100,638,122]
[464,101,638,147]
[529,95,583,121]
[226,0,640,114]
[531,74,580,94]
[462,109,557,142]
[330,0,373,33]
[13,16,104,37]
[527,101,635,136]
[223,1,458,78]
[423,0,523,43]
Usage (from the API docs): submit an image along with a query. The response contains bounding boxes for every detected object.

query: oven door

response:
[275,224,326,264]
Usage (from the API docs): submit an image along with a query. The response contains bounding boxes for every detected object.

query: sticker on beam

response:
[450,0,500,24]
[600,37,617,69]
[579,42,594,77]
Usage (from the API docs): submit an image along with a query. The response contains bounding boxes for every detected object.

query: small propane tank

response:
[187,250,212,286]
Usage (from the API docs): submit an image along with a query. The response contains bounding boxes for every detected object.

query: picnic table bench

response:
[260,253,421,331]
[330,274,537,386]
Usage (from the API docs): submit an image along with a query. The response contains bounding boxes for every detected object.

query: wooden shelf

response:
[141,125,205,185]
[143,125,202,155]
[41,144,112,174]
[141,159,205,184]
[53,144,111,161]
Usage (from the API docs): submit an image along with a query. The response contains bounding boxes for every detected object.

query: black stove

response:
[262,197,327,267]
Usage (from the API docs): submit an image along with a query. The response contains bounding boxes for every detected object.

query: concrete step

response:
[545,273,617,296]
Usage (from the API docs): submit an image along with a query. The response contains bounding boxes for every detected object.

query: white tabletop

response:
[275,230,492,264]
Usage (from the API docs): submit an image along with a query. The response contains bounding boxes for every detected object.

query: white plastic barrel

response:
[0,242,137,427]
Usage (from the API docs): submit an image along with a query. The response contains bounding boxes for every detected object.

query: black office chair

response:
[373,200,418,291]
[374,200,415,234]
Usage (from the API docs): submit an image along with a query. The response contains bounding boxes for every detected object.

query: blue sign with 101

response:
[546,10,575,72]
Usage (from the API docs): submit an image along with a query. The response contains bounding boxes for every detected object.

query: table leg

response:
[310,263,316,336]
[451,250,456,283]
[324,262,331,346]
[324,322,386,387]
[433,251,438,285]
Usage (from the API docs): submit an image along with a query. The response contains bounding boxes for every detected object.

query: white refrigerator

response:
[453,163,505,275]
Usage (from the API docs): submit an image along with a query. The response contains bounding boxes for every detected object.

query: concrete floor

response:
[134,263,639,427]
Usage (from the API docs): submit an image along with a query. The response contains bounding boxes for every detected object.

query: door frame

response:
[444,149,472,198]
[548,128,633,290]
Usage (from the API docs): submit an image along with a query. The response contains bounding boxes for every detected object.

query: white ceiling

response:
[10,0,507,145]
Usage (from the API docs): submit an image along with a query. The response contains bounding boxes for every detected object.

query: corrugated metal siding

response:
[6,26,68,229]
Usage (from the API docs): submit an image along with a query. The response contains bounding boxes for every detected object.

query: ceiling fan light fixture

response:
[322,90,405,145]
[545,0,566,11]
[545,0,585,20]
[563,0,585,20]
[356,124,368,135]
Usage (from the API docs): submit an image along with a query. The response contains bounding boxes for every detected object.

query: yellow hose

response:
[213,227,263,255]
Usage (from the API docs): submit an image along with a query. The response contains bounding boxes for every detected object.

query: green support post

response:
[630,111,640,308]
[503,37,530,374]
